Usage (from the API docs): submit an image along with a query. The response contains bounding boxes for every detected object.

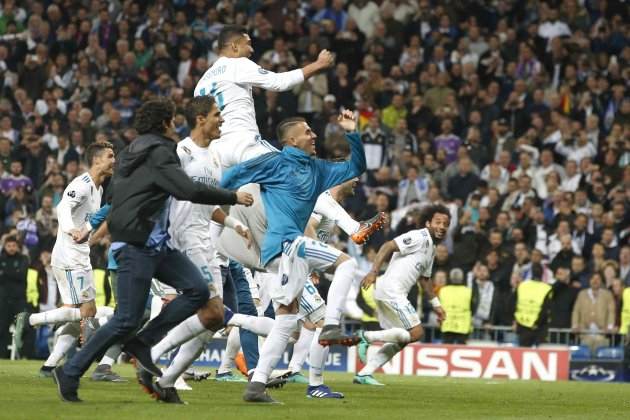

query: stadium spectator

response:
[0,236,29,358]
[571,273,616,352]
[0,0,626,353]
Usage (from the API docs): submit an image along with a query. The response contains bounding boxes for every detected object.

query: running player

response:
[135,96,252,403]
[221,110,365,404]
[353,204,450,386]
[14,142,115,348]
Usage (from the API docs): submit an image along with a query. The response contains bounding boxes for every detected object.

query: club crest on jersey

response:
[67,191,76,198]
[403,237,412,245]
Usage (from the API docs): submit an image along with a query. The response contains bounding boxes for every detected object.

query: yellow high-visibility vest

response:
[515,280,552,328]
[94,269,114,307]
[620,288,630,335]
[360,285,378,323]
[439,285,473,334]
[26,268,39,307]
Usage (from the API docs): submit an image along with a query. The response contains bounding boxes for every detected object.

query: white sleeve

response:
[234,58,304,92]
[393,230,425,256]
[56,181,86,233]
[422,250,435,278]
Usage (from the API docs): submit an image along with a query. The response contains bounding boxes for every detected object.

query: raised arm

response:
[316,111,367,192]
[235,50,333,92]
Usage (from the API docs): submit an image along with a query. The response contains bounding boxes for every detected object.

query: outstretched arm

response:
[234,51,333,92]
[151,147,248,206]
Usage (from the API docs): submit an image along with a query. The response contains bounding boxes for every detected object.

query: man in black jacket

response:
[0,236,29,358]
[53,99,253,403]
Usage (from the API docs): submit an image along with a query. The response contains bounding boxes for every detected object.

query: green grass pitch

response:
[1,361,629,419]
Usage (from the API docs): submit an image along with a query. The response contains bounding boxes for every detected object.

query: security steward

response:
[513,263,552,347]
[439,268,473,344]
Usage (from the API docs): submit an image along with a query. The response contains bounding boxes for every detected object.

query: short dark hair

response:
[218,25,247,50]
[133,99,175,135]
[4,235,18,244]
[86,141,114,166]
[531,262,543,280]
[185,96,216,128]
[276,117,306,144]
[420,204,451,226]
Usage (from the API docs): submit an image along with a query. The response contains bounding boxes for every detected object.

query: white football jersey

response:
[375,228,436,300]
[194,56,303,137]
[51,173,102,270]
[168,137,222,251]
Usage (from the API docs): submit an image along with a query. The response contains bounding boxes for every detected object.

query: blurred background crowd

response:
[0,0,628,357]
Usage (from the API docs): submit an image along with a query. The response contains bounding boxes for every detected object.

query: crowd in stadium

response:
[0,0,628,358]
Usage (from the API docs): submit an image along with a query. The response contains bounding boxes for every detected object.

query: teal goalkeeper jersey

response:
[221,131,366,266]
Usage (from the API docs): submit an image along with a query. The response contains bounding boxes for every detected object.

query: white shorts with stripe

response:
[375,297,421,330]
[184,248,223,299]
[298,277,325,323]
[269,236,341,307]
[52,267,95,305]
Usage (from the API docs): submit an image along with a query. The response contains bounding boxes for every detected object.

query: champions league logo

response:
[570,365,616,382]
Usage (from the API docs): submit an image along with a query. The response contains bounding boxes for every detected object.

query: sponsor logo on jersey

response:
[258,68,269,74]
[182,146,192,155]
[281,274,289,286]
[403,237,412,245]
[67,190,76,198]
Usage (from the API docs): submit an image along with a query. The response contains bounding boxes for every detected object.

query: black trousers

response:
[0,291,26,358]
[517,324,546,347]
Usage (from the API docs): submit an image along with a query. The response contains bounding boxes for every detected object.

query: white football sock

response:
[151,314,206,362]
[315,190,360,235]
[158,331,213,388]
[358,343,403,376]
[288,326,315,373]
[229,314,274,337]
[99,355,115,366]
[100,343,122,366]
[29,307,81,326]
[217,327,241,375]
[43,331,77,367]
[365,328,411,344]
[324,258,358,326]
[251,314,298,384]
[308,328,328,386]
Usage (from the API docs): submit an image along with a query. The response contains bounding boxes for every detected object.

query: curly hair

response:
[133,99,175,135]
[420,203,451,227]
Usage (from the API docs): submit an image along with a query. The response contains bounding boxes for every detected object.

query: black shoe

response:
[318,325,360,346]
[152,381,186,404]
[52,366,82,403]
[123,338,162,377]
[247,372,287,389]
[243,381,282,404]
[39,365,55,378]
